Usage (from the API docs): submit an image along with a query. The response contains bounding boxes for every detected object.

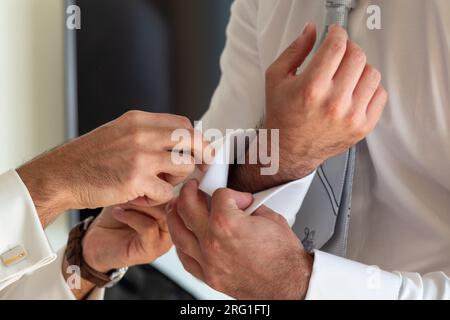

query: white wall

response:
[0,0,69,249]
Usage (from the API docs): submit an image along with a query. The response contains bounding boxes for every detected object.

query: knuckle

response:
[212,188,232,199]
[204,237,221,254]
[345,111,363,131]
[351,46,367,65]
[366,66,382,88]
[325,98,346,119]
[355,126,370,141]
[166,114,192,129]
[211,212,232,234]
[329,37,347,54]
[350,120,369,140]
[265,65,278,82]
[131,130,147,147]
[123,110,142,123]
[177,116,193,129]
[370,67,382,83]
[302,83,320,103]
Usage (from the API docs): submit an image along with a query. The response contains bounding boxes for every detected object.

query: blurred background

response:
[0,0,233,299]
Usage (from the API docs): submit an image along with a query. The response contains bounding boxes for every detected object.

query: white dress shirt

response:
[0,170,104,299]
[200,0,450,299]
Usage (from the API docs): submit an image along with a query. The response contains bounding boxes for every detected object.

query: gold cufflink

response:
[1,245,28,267]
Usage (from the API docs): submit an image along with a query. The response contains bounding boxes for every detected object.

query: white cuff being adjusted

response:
[0,247,105,300]
[0,170,56,291]
[305,250,402,300]
[191,130,314,226]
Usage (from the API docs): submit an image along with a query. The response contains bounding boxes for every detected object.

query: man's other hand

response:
[81,204,171,273]
[265,23,388,181]
[17,111,208,226]
[167,180,313,300]
[64,204,172,299]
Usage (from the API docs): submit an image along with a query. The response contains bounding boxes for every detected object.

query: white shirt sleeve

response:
[195,0,313,225]
[306,250,450,300]
[0,247,104,300]
[0,170,104,299]
[0,170,56,291]
[200,0,265,132]
[194,130,314,226]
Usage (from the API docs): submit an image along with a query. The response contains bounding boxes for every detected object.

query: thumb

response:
[211,188,253,213]
[268,22,317,82]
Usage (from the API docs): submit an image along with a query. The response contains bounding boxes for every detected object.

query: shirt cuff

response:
[0,247,104,300]
[190,130,314,226]
[0,170,56,290]
[305,250,401,300]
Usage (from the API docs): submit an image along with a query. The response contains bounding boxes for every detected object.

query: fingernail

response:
[302,22,311,35]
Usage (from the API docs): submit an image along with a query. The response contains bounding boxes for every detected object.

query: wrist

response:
[17,159,72,226]
[262,122,321,182]
[62,254,96,300]
[292,250,314,300]
[66,218,127,289]
[81,228,112,274]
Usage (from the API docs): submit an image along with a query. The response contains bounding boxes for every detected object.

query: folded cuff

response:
[0,170,56,290]
[305,250,401,300]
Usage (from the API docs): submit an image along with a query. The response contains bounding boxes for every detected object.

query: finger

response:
[303,24,348,84]
[164,174,190,187]
[253,205,289,227]
[156,151,196,179]
[167,202,204,263]
[176,248,204,281]
[130,127,209,166]
[332,41,367,95]
[122,111,193,130]
[121,203,168,222]
[158,216,170,234]
[141,176,175,206]
[166,128,210,165]
[177,179,210,238]
[352,64,381,110]
[112,207,160,236]
[210,188,253,214]
[268,22,317,82]
[365,85,388,131]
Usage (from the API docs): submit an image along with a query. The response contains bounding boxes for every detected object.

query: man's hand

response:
[167,180,313,300]
[17,111,207,226]
[65,204,171,299]
[230,24,388,192]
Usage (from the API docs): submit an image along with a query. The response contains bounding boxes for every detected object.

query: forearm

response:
[16,149,72,228]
